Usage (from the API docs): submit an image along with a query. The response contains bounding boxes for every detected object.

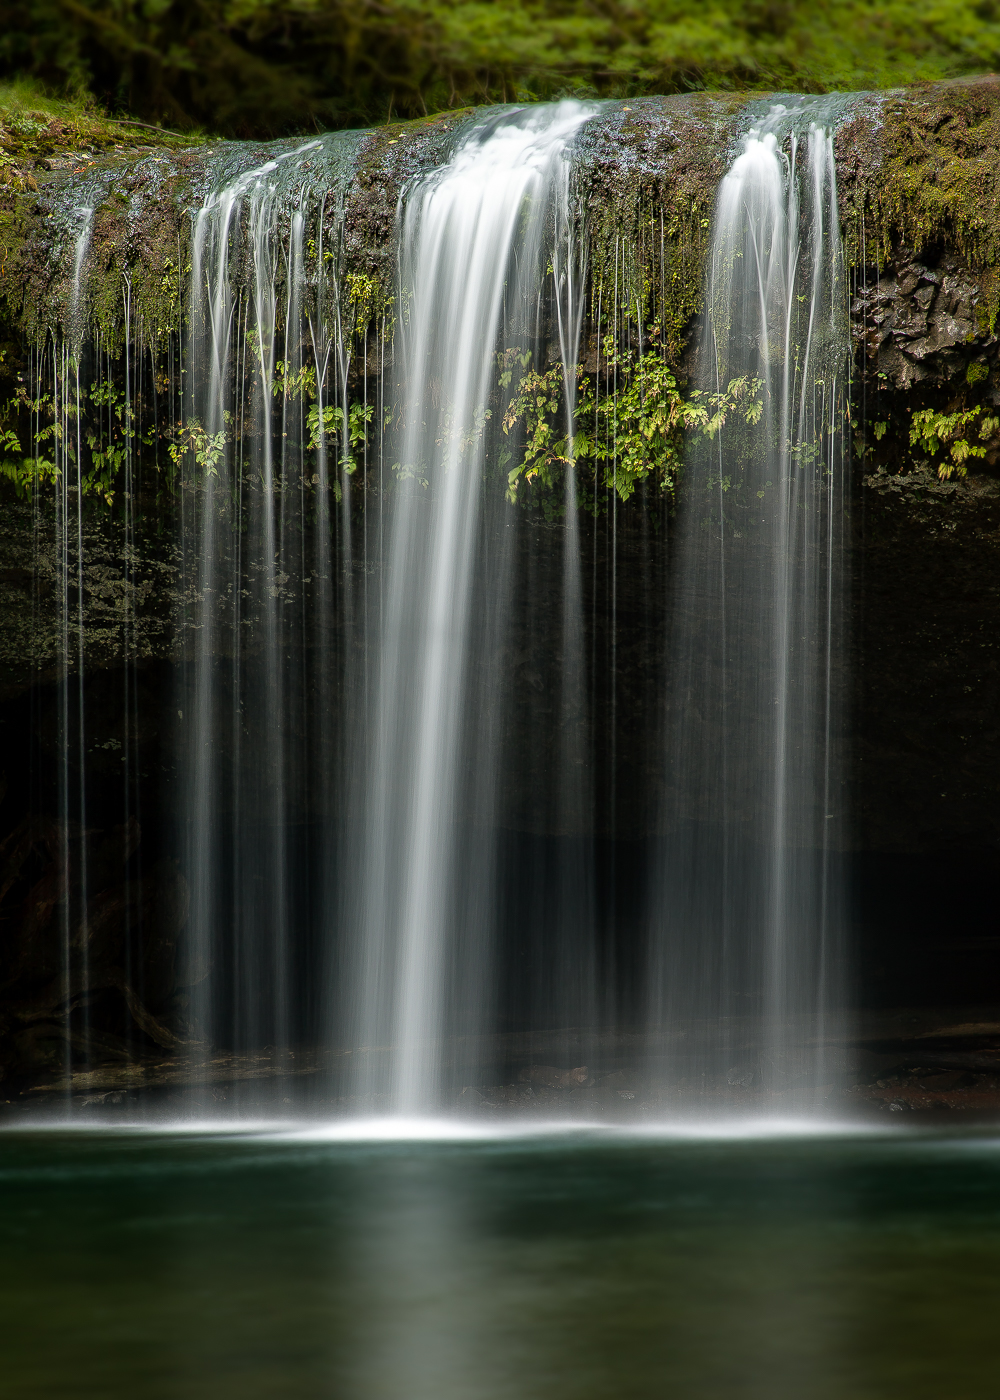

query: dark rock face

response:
[0,810,197,1084]
[837,79,1000,874]
[846,236,1000,859]
[853,466,1000,853]
[853,253,995,395]
[0,502,179,703]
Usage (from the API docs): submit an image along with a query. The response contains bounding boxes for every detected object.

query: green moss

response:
[974,267,1000,336]
[344,107,464,298]
[82,199,187,352]
[838,79,1000,273]
[0,80,200,351]
[0,201,33,335]
[581,95,744,371]
[0,79,206,161]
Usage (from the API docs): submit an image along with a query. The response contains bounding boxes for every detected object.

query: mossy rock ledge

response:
[2,79,1000,439]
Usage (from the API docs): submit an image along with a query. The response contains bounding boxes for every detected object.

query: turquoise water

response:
[2,1123,998,1398]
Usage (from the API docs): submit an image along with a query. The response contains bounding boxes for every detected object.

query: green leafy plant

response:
[1,385,59,498]
[1,382,125,503]
[168,417,228,480]
[502,334,762,511]
[273,361,317,401]
[909,404,1000,479]
[0,408,60,498]
[307,400,373,472]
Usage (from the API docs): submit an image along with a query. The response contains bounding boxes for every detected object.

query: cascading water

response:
[347,104,594,1112]
[652,100,850,1098]
[178,132,365,1058]
[8,94,858,1117]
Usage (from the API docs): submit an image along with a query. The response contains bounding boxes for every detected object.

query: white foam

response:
[0,1111,887,1145]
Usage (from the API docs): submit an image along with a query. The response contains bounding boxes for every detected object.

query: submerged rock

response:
[518,1064,590,1089]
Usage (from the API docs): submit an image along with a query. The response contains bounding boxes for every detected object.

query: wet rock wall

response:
[1,81,1000,1087]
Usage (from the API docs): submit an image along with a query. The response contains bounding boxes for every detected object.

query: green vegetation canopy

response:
[2,0,1000,137]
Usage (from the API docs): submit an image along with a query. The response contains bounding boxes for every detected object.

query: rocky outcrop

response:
[854,255,992,394]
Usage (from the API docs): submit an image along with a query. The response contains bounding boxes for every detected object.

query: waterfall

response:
[174,106,596,1103]
[348,103,594,1112]
[179,133,364,1058]
[7,95,859,1115]
[652,102,849,1099]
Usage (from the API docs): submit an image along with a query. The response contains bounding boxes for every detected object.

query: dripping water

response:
[179,133,364,1062]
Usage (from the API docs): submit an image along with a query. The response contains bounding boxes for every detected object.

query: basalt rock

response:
[0,810,200,1084]
[853,255,992,393]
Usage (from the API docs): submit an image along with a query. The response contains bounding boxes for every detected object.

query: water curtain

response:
[652,104,849,1098]
[11,98,852,1112]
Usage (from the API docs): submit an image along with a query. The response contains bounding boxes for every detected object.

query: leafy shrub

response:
[909,404,1000,479]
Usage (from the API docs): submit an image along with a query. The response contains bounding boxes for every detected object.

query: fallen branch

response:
[111,118,189,139]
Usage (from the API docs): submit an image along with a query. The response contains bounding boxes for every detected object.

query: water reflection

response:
[1,1129,998,1397]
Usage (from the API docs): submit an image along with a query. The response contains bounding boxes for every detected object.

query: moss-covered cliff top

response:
[0,80,201,185]
[3,75,1000,452]
[3,76,999,345]
[837,74,1000,276]
[0,88,743,352]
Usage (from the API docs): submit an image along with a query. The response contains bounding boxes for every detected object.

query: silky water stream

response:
[347,103,594,1111]
[649,101,851,1103]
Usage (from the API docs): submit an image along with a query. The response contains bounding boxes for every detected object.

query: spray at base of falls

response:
[652,101,850,1099]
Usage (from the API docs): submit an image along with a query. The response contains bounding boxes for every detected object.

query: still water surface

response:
[2,1123,998,1398]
